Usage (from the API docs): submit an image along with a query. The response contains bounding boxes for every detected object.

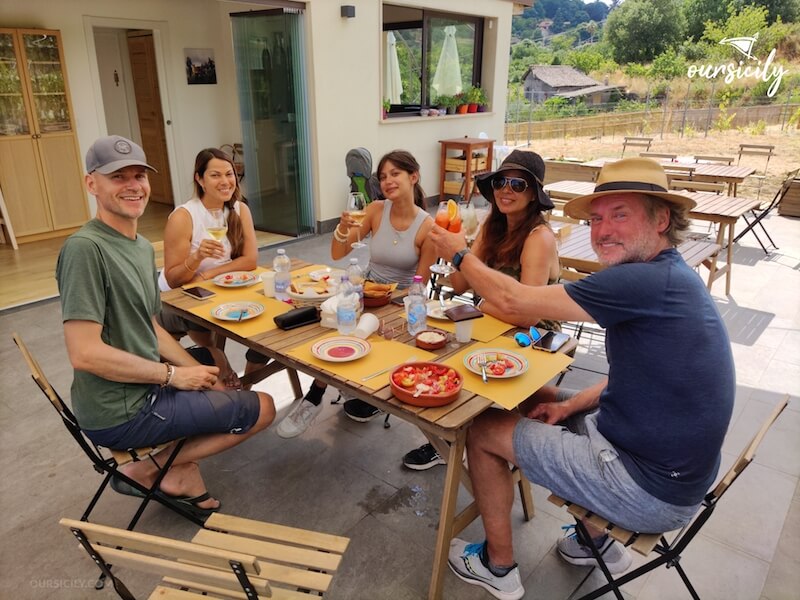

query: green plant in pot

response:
[382,98,390,119]
[438,94,458,115]
[465,86,486,113]
[454,92,468,114]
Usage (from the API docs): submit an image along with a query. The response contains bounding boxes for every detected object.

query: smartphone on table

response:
[182,286,216,300]
[532,330,570,353]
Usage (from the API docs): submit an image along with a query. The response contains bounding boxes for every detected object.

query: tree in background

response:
[683,0,731,41]
[605,0,686,63]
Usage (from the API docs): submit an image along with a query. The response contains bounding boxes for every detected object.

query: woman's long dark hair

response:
[482,182,549,270]
[377,150,426,208]
[193,148,246,259]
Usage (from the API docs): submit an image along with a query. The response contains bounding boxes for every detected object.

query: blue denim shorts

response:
[512,399,699,533]
[86,386,261,450]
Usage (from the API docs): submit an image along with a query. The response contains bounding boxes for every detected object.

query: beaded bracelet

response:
[333,225,349,243]
[161,363,174,388]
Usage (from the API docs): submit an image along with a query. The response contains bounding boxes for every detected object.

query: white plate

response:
[309,268,345,282]
[426,300,462,320]
[463,349,528,379]
[212,271,259,288]
[211,301,264,321]
[311,337,371,362]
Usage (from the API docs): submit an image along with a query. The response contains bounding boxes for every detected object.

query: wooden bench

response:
[61,514,350,599]
[621,136,652,157]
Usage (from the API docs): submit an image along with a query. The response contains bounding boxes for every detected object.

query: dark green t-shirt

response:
[56,219,160,430]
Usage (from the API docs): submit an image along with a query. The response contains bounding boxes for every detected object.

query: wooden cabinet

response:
[0,28,87,241]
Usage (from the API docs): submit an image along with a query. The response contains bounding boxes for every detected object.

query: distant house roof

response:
[523,65,599,89]
[556,84,622,99]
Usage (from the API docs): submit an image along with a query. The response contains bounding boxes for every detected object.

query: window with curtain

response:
[383,5,483,116]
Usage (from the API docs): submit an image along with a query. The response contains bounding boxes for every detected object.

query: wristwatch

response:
[452,248,471,271]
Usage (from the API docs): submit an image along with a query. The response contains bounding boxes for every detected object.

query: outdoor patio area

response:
[0,207,797,600]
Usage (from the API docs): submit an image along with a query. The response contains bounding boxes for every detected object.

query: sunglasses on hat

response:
[491,176,529,194]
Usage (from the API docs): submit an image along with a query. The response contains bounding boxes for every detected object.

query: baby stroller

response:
[346,147,382,202]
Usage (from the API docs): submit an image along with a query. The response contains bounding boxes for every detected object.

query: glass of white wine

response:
[206,208,227,241]
[460,201,479,245]
[347,192,367,249]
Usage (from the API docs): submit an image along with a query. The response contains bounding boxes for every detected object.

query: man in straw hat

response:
[430,157,734,600]
[56,136,276,520]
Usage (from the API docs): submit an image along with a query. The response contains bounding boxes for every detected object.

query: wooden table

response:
[558,223,721,282]
[580,158,754,195]
[544,181,758,294]
[439,137,494,200]
[161,260,571,600]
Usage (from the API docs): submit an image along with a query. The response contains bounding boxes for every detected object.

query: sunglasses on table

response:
[491,176,529,193]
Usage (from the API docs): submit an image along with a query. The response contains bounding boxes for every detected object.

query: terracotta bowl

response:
[363,293,392,308]
[415,330,447,350]
[390,362,463,408]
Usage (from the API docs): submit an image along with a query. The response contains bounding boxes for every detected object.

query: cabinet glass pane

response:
[22,33,71,133]
[0,33,30,136]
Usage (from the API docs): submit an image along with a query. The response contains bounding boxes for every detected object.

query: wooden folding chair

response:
[737,143,775,201]
[669,180,726,194]
[732,168,798,254]
[548,395,789,600]
[694,154,734,166]
[61,513,349,599]
[621,137,652,157]
[13,333,206,529]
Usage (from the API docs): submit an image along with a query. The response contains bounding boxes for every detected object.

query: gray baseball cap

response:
[85,135,157,174]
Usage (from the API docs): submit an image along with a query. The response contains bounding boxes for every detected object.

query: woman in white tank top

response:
[158,148,258,387]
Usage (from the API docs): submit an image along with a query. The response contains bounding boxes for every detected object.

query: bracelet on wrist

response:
[184,259,198,273]
[197,272,207,280]
[161,363,174,388]
[333,225,349,243]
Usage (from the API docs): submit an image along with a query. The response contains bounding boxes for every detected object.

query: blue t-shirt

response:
[564,249,735,506]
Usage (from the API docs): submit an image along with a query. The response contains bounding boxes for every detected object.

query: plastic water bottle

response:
[336,275,358,335]
[346,258,364,313]
[406,275,428,336]
[273,249,291,301]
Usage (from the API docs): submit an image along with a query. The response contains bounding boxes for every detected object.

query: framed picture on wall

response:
[184,48,217,85]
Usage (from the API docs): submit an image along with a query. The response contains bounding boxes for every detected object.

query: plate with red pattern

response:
[310,337,371,362]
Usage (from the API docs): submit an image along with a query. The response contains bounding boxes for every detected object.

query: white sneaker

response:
[276,399,323,438]
[448,539,524,600]
[557,531,633,574]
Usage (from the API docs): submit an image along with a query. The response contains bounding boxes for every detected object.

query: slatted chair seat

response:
[694,154,734,166]
[732,168,798,254]
[546,395,788,600]
[669,180,726,194]
[737,143,774,201]
[61,515,350,600]
[621,137,652,157]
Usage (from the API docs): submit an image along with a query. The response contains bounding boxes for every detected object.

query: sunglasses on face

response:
[514,326,542,347]
[491,176,529,194]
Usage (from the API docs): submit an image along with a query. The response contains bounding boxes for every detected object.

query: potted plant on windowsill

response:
[465,86,484,113]
[382,98,390,119]
[438,95,458,115]
[454,92,468,114]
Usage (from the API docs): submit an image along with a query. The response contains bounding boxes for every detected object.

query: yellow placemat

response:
[187,288,292,337]
[442,336,572,410]
[286,332,436,391]
[416,313,514,343]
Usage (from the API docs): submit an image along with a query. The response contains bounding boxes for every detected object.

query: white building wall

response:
[0,0,513,224]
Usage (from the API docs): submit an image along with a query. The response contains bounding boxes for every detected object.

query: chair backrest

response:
[709,395,789,502]
[640,152,677,160]
[542,160,596,184]
[60,518,271,599]
[622,136,652,157]
[13,333,65,415]
[737,144,774,175]
[694,154,734,165]
[669,180,726,194]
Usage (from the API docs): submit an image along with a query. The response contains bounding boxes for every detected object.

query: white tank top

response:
[157,197,240,291]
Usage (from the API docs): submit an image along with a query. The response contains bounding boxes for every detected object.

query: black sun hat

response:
[476,149,554,210]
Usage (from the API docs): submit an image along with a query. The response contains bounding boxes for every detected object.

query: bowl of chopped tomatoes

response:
[390,362,463,407]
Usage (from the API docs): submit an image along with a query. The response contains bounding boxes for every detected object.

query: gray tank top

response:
[367,200,431,288]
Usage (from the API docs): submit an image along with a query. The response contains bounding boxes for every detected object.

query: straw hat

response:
[564,158,695,219]
[476,149,554,210]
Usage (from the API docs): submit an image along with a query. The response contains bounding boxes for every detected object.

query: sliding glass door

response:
[231,8,313,236]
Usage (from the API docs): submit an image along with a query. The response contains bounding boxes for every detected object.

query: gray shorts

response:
[86,386,261,450]
[512,399,699,533]
[156,308,209,336]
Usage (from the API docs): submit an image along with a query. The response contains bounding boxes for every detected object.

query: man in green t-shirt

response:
[56,136,276,518]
